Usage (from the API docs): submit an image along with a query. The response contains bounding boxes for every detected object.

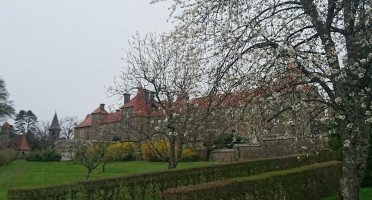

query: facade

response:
[75,81,324,147]
[75,85,161,142]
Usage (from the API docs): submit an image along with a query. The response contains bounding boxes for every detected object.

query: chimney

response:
[100,103,105,111]
[124,93,131,105]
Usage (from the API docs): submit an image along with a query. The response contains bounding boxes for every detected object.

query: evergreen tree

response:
[14,110,40,150]
[14,110,38,135]
[0,78,15,120]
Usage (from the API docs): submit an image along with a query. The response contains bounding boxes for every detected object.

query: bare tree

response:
[36,121,50,150]
[163,0,372,199]
[75,141,106,179]
[60,116,80,139]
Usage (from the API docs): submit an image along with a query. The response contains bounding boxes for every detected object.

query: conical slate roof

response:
[49,112,61,130]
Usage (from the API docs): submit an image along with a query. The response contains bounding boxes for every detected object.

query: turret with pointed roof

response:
[49,112,61,145]
[1,121,11,146]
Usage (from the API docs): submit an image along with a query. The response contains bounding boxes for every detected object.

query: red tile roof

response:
[8,135,30,151]
[75,107,122,128]
[121,84,162,117]
[75,114,92,128]
[100,111,121,124]
[2,122,11,129]
[91,106,108,114]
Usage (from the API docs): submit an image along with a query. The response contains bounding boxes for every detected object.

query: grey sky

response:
[0,0,174,124]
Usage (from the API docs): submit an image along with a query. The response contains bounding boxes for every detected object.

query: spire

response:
[49,112,61,131]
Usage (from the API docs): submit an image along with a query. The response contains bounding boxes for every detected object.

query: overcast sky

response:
[0,0,174,124]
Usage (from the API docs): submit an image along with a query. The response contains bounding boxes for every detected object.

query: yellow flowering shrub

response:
[105,142,135,161]
[141,141,197,161]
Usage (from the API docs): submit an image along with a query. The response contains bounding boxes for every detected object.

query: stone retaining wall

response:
[210,136,328,162]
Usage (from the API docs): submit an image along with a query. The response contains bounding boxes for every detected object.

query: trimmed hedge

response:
[26,149,62,162]
[162,161,342,200]
[0,148,17,167]
[8,151,336,200]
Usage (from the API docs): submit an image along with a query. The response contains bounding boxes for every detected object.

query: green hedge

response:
[162,161,342,200]
[7,151,336,200]
[26,149,62,162]
[0,148,17,167]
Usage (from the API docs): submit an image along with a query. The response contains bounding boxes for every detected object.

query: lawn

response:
[323,188,372,200]
[0,160,219,199]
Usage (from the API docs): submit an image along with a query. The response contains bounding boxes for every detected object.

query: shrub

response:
[0,148,17,167]
[162,161,342,200]
[8,151,337,200]
[141,141,170,161]
[141,141,198,162]
[26,149,62,162]
[181,147,198,161]
[105,142,135,161]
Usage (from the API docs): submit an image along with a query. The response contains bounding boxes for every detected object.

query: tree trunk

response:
[168,135,177,169]
[339,118,370,200]
[206,149,212,161]
[102,161,106,173]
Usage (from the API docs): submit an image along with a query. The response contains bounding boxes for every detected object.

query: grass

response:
[323,188,372,200]
[0,160,219,199]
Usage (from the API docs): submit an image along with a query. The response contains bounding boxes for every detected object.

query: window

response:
[80,130,85,139]
[123,121,129,131]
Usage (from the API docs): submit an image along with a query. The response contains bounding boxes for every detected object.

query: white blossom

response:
[347,123,353,129]
[344,140,351,148]
[335,97,342,104]
[365,117,372,124]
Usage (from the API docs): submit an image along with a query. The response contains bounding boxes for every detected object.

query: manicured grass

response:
[0,160,219,199]
[323,188,372,200]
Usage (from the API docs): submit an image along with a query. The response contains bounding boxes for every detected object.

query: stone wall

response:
[210,136,328,162]
[210,149,235,162]
[54,139,116,161]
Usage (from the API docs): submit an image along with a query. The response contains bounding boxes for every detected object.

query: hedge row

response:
[162,161,342,200]
[7,151,336,200]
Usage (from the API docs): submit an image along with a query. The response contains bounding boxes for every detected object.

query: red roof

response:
[8,135,30,151]
[91,106,108,114]
[100,111,121,124]
[75,114,92,128]
[75,107,123,129]
[121,84,163,117]
[2,122,11,129]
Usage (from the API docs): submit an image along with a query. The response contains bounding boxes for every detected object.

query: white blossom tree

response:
[160,0,372,199]
[110,33,213,168]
